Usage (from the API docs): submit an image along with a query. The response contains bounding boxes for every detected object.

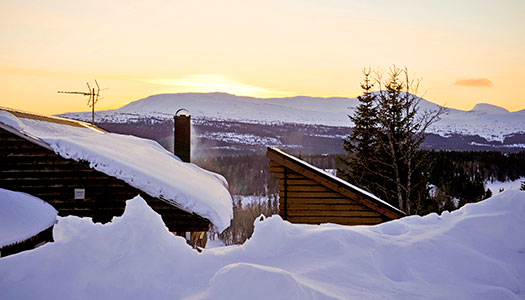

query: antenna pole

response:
[58,80,105,125]
[92,87,95,124]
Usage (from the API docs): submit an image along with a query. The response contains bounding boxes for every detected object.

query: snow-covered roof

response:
[0,188,58,248]
[0,109,233,232]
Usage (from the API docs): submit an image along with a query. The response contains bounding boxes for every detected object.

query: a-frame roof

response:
[267,147,405,220]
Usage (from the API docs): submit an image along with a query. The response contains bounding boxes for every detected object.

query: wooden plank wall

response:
[0,128,209,232]
[270,161,386,226]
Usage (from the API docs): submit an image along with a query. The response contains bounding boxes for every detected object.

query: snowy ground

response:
[486,177,524,195]
[0,189,57,248]
[232,195,271,205]
[1,190,524,300]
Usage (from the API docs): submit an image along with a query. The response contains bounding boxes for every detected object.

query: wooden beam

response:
[282,179,318,185]
[279,185,332,192]
[279,191,344,198]
[269,166,285,172]
[280,203,369,211]
[272,173,304,180]
[287,216,384,225]
[286,210,382,217]
[269,161,282,168]
[282,197,356,205]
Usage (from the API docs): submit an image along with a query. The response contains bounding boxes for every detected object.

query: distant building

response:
[267,147,405,225]
[0,108,232,247]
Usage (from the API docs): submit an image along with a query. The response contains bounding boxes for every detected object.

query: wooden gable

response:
[0,119,210,233]
[267,147,405,226]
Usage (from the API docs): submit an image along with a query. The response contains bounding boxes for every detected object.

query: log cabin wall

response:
[267,147,404,226]
[0,127,209,232]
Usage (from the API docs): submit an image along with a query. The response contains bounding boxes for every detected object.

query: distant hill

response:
[60,92,524,143]
[58,92,525,155]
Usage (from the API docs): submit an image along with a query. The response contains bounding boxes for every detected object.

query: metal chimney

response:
[174,109,191,163]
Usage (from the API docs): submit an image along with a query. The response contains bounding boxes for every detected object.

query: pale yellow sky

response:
[1,0,524,115]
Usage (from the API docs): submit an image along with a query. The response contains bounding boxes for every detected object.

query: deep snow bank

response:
[1,191,524,300]
[0,188,57,248]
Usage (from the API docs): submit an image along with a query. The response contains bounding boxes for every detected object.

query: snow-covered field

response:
[1,190,524,300]
[486,177,524,195]
[198,132,283,147]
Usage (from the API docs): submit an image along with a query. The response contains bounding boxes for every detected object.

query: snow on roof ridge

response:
[0,106,106,132]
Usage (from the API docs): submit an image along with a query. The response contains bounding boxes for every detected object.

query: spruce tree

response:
[340,69,379,189]
[341,66,443,214]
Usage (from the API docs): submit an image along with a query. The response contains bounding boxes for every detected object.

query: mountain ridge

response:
[59,92,525,143]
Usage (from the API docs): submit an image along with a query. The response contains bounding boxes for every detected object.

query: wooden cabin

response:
[0,108,218,237]
[267,147,405,225]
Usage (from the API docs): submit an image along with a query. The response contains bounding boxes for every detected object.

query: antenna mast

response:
[58,80,103,124]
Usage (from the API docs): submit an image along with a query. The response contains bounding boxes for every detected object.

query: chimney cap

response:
[175,108,189,117]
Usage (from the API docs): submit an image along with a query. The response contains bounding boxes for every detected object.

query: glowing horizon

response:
[1,0,524,115]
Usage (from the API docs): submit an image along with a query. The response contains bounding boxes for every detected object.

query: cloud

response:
[453,78,493,87]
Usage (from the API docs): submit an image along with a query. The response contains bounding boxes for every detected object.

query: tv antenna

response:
[58,80,105,124]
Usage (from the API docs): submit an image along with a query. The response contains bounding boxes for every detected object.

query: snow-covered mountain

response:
[60,92,525,142]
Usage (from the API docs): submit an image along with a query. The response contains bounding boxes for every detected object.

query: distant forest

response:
[95,120,525,244]
[195,150,525,212]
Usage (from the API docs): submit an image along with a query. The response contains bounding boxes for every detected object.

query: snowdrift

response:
[0,188,57,248]
[1,190,524,300]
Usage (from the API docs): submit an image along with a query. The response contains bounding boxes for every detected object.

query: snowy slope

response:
[1,190,524,299]
[60,92,525,142]
[486,177,525,195]
[0,110,233,232]
[0,189,57,248]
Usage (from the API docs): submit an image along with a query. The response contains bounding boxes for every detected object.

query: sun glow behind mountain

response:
[138,74,290,98]
[1,0,524,114]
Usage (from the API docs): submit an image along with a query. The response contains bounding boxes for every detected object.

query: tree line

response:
[196,151,524,206]
[196,150,525,244]
[200,66,525,244]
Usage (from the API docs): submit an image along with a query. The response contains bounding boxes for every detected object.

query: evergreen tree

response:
[341,66,443,214]
[340,69,379,189]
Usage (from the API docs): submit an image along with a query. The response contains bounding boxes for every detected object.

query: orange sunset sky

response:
[1,0,524,115]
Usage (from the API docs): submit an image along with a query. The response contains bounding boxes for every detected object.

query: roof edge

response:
[0,106,107,132]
